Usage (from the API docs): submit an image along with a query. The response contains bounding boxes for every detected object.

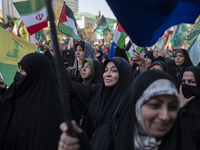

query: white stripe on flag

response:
[63,17,79,37]
[113,26,121,44]
[21,6,48,28]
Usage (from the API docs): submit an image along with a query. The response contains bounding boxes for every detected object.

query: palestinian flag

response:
[13,0,52,35]
[113,23,127,49]
[58,2,80,40]
[109,23,127,58]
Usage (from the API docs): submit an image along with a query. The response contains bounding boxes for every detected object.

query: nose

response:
[105,70,111,76]
[158,108,170,122]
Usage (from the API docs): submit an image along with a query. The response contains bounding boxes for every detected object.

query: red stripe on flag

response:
[58,2,67,25]
[118,23,126,33]
[27,20,48,35]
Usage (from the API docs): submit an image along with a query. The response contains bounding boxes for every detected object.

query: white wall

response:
[2,0,21,20]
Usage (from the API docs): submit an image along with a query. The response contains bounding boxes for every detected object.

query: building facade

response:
[1,0,21,20]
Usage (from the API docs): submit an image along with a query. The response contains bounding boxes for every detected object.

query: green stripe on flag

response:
[117,32,127,49]
[13,0,46,15]
[58,23,81,40]
[0,63,18,86]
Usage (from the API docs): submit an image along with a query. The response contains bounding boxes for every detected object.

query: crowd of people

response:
[0,39,200,150]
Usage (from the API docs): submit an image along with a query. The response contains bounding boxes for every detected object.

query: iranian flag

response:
[58,2,80,40]
[13,0,52,35]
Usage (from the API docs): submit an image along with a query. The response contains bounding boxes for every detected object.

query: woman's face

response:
[175,52,185,66]
[75,45,84,61]
[145,56,152,68]
[103,61,119,87]
[150,64,163,71]
[81,62,92,80]
[18,65,27,76]
[140,95,178,139]
[182,71,196,86]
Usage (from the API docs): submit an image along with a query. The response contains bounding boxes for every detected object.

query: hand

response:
[67,66,75,72]
[132,50,145,66]
[36,43,49,52]
[58,121,82,150]
[129,58,134,67]
[179,85,195,108]
[78,60,82,72]
[0,77,6,89]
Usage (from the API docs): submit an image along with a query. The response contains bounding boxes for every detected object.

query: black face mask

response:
[182,84,200,99]
[14,71,26,87]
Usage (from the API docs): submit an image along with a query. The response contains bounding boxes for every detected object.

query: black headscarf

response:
[168,49,193,88]
[85,57,134,140]
[174,49,193,69]
[145,51,155,63]
[175,66,200,150]
[72,41,97,76]
[150,60,168,72]
[96,50,103,63]
[0,53,63,150]
[112,70,179,150]
[82,58,103,84]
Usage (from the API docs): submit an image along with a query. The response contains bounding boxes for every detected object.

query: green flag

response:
[93,15,112,37]
[187,17,200,41]
[170,24,189,49]
[188,35,200,65]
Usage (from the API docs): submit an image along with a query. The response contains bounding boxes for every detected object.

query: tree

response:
[0,15,17,31]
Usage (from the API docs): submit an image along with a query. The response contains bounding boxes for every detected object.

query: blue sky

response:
[79,0,116,19]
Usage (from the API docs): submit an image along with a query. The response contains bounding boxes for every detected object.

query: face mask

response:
[14,71,26,87]
[182,84,200,99]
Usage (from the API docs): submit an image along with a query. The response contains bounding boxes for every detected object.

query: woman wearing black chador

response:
[0,53,63,150]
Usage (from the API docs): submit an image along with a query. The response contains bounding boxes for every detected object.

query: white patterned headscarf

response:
[134,79,180,150]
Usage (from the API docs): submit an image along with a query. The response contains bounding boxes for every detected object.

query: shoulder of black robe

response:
[172,66,200,150]
[86,57,134,140]
[159,67,200,150]
[65,68,101,124]
[91,59,103,84]
[111,70,177,150]
[0,53,63,150]
[145,51,155,63]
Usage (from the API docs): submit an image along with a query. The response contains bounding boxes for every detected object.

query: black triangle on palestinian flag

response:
[58,2,80,40]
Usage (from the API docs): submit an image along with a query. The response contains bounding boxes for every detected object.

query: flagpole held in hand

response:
[44,0,73,135]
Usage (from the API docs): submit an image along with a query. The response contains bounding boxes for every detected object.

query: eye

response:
[148,103,160,109]
[111,69,118,72]
[168,104,178,111]
[182,79,186,84]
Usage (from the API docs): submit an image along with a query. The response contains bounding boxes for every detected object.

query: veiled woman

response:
[0,53,63,150]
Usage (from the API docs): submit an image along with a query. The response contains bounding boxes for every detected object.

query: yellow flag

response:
[0,27,36,65]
